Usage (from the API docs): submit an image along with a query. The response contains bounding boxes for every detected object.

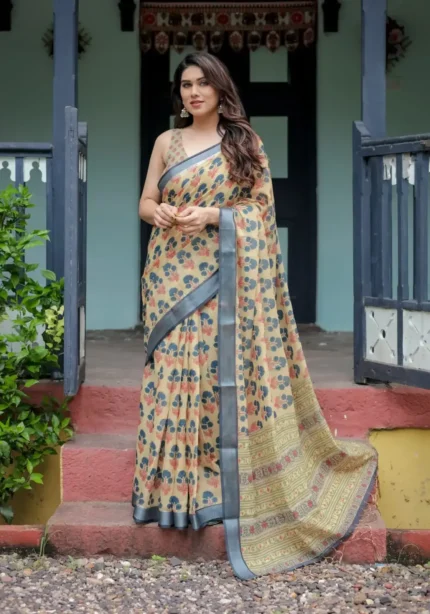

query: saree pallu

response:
[133,140,377,579]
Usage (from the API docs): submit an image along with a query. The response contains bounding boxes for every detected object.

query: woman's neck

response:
[189,112,219,133]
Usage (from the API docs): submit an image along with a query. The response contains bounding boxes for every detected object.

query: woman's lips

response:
[190,101,203,107]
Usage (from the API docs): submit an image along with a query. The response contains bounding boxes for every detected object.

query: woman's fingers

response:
[159,203,177,220]
[155,204,176,227]
[159,211,173,224]
[176,207,196,221]
[154,210,173,229]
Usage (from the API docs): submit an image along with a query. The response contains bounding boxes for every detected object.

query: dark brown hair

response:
[172,52,263,186]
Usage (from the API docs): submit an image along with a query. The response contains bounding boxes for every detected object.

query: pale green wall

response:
[0,0,140,330]
[1,1,429,331]
[317,0,430,331]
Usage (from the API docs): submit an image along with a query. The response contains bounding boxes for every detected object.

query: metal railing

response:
[0,143,54,271]
[0,106,88,396]
[64,106,88,396]
[353,121,430,387]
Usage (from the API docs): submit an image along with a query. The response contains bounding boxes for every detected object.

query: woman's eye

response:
[200,81,208,86]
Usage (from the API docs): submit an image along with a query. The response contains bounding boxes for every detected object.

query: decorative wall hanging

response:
[42,23,92,58]
[386,16,411,72]
[118,0,137,32]
[321,0,341,33]
[140,2,317,54]
[0,0,13,32]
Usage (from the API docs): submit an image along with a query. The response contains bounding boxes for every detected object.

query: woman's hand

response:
[153,203,176,229]
[175,207,220,237]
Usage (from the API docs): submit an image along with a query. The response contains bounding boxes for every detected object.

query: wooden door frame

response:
[139,46,317,323]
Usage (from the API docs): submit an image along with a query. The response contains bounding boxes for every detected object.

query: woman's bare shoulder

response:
[156,129,175,145]
[154,129,175,161]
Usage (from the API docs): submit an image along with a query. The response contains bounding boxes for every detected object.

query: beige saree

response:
[132,135,377,579]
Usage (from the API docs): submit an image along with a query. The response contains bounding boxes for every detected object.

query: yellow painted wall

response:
[0,453,61,526]
[370,429,430,530]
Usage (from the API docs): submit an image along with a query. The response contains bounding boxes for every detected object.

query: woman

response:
[133,52,377,579]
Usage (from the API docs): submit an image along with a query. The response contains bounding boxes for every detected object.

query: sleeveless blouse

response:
[164,129,188,172]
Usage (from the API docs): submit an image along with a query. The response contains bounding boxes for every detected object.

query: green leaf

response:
[26,459,33,474]
[29,473,43,484]
[0,505,14,524]
[41,270,56,282]
[23,379,38,388]
[15,348,29,361]
[25,263,39,272]
[0,440,11,459]
[24,240,45,249]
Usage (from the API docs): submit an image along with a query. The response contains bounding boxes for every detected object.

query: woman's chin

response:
[189,107,217,118]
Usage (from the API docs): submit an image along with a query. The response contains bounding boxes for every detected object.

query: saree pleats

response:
[133,138,377,578]
[133,297,223,529]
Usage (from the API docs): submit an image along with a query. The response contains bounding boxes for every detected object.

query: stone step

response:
[62,434,379,505]
[68,384,430,438]
[47,501,387,565]
[62,434,135,503]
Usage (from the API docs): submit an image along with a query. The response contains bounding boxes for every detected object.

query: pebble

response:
[0,554,428,613]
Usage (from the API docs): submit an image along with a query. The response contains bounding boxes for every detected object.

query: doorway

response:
[140,44,316,323]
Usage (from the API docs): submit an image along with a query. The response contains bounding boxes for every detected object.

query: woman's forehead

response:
[181,66,205,81]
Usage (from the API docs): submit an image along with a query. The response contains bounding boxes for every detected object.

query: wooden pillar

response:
[51,0,78,279]
[361,0,386,138]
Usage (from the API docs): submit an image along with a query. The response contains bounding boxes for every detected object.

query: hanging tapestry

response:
[139,2,317,54]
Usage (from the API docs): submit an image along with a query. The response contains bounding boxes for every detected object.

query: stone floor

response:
[86,327,357,389]
[1,554,429,614]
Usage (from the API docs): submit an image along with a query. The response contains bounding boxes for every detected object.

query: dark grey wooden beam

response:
[0,0,13,31]
[361,0,386,138]
[118,0,136,32]
[51,0,78,277]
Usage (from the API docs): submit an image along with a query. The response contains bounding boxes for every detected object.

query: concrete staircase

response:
[48,385,387,564]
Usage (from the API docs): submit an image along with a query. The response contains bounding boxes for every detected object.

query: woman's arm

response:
[139,133,176,228]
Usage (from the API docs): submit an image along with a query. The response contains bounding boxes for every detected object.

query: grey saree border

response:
[132,493,223,530]
[145,272,219,364]
[158,143,222,192]
[218,208,255,581]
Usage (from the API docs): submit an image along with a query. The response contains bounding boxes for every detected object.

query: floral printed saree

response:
[132,134,377,579]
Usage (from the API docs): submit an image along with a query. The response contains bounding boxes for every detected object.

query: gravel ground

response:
[0,553,429,613]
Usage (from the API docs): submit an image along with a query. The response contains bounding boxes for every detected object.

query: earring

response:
[218,102,223,114]
[180,107,190,118]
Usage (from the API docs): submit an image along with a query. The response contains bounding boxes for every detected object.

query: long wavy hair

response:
[172,52,263,186]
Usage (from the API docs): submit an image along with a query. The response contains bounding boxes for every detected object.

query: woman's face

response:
[180,66,219,118]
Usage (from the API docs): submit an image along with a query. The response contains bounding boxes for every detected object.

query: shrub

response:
[0,186,72,523]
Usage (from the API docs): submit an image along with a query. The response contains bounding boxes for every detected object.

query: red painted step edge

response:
[62,434,135,502]
[48,502,227,561]
[67,385,430,436]
[47,502,387,565]
[62,435,379,504]
[0,525,44,549]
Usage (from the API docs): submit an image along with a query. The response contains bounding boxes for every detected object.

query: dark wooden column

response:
[361,0,386,137]
[51,0,78,278]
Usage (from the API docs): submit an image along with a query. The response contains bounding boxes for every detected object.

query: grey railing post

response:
[361,0,386,138]
[64,106,79,396]
[353,121,371,384]
[51,0,78,278]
